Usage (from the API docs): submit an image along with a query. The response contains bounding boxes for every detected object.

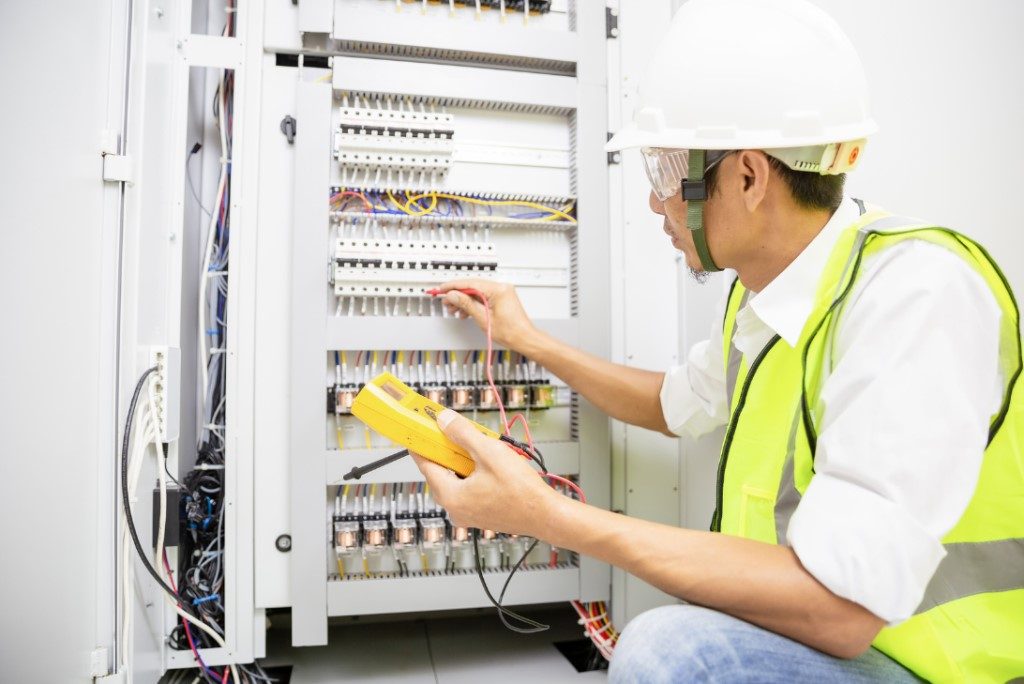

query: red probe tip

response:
[425,288,443,296]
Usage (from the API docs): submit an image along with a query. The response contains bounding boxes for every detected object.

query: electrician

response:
[413,0,1024,680]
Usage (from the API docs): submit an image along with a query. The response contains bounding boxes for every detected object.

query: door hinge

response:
[607,132,621,165]
[102,154,134,183]
[606,6,619,39]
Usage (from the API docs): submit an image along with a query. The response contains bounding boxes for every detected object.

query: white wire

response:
[198,75,230,420]
[153,414,241,683]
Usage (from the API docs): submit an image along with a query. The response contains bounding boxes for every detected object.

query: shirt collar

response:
[747,197,861,347]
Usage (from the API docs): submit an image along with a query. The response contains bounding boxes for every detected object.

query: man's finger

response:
[411,453,458,501]
[443,290,485,324]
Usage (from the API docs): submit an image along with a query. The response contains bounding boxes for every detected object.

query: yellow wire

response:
[420,554,429,572]
[334,416,345,450]
[370,483,378,496]
[405,192,438,216]
[336,557,345,578]
[541,201,577,222]
[387,189,417,215]
[397,351,405,363]
[340,351,348,364]
[343,484,351,497]
[362,558,371,577]
[406,191,577,223]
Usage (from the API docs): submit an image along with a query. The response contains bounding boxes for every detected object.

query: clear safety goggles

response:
[641,148,734,201]
[641,148,690,202]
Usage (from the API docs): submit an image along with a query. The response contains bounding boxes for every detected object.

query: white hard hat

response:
[606,0,877,154]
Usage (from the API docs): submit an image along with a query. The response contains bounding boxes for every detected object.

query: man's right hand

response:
[433,279,537,352]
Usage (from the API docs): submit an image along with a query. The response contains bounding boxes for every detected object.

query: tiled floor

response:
[264,607,609,683]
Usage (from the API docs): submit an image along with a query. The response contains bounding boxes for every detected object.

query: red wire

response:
[543,473,586,503]
[506,413,535,447]
[331,190,374,212]
[428,289,587,500]
[427,288,509,431]
[429,287,611,652]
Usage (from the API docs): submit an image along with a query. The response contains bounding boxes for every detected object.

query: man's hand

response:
[434,279,537,352]
[411,408,557,537]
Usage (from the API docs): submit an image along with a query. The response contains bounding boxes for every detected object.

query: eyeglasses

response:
[641,148,735,201]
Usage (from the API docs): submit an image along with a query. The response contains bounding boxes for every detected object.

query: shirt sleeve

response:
[787,240,1004,623]
[660,288,731,439]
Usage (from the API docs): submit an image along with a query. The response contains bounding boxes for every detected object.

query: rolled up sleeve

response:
[786,241,1002,623]
[660,292,731,438]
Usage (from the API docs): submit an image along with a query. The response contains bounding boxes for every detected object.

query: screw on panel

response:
[275,534,292,552]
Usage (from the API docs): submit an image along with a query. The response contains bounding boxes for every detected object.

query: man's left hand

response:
[411,409,557,538]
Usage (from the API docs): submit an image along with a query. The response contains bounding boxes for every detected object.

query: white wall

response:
[814,0,1024,297]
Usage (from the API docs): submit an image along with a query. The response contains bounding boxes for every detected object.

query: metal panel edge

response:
[288,78,334,646]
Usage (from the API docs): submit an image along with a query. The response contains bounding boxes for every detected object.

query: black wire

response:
[163,443,182,488]
[467,435,553,634]
[499,434,546,472]
[121,366,198,617]
[186,143,212,218]
[471,529,549,634]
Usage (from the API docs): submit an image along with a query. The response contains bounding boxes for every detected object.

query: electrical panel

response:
[154,0,613,674]
[275,0,611,647]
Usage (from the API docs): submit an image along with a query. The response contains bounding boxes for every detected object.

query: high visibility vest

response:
[713,209,1024,682]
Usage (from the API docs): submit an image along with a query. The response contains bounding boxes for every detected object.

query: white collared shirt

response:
[660,198,1004,623]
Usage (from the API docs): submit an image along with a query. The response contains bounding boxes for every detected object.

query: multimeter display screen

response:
[382,382,406,401]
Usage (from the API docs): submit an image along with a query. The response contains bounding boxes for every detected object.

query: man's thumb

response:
[437,409,490,452]
[445,291,481,319]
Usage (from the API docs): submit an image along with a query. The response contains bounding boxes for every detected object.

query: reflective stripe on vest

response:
[717,212,1024,682]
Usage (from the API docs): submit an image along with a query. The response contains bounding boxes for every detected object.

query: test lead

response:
[342,448,411,481]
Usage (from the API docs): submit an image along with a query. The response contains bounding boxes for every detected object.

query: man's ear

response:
[735,150,771,213]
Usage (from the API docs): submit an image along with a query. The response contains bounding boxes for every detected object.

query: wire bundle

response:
[571,600,618,661]
[330,187,577,223]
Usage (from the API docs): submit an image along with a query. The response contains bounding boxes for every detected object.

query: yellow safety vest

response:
[714,209,1024,682]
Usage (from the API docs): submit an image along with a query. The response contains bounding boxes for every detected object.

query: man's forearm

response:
[538,497,884,658]
[518,329,671,433]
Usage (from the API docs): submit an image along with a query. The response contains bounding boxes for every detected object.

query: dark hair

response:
[706,152,845,212]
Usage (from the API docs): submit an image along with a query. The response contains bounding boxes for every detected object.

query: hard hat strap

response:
[684,149,722,273]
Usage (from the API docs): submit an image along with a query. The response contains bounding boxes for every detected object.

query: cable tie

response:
[192,593,221,606]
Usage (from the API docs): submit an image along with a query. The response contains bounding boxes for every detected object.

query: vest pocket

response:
[739,484,778,544]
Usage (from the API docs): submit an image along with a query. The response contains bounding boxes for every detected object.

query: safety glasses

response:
[641,148,734,201]
[641,148,689,202]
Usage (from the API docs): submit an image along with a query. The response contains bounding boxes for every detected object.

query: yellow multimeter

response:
[350,372,499,477]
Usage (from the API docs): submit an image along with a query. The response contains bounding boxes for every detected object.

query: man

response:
[413,0,1024,681]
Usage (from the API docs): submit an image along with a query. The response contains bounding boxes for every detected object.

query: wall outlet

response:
[148,346,180,442]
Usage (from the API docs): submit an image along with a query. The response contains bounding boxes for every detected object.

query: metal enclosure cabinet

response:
[253,0,613,650]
